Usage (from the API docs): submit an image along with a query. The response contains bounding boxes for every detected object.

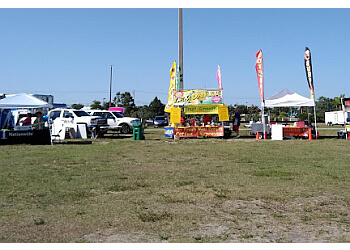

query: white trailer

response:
[325,111,350,126]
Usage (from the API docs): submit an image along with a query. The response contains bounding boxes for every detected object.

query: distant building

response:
[31,94,54,104]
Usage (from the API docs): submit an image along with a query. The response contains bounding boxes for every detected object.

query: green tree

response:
[148,97,165,117]
[248,105,261,121]
[71,103,84,109]
[233,104,248,114]
[113,92,136,117]
[136,105,153,120]
[334,94,345,111]
[90,100,103,110]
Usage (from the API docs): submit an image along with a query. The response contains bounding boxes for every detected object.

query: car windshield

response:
[112,112,124,118]
[73,110,90,117]
[155,116,165,120]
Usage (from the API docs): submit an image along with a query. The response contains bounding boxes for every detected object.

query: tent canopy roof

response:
[0,93,51,109]
[265,89,314,107]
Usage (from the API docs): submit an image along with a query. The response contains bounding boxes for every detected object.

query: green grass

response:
[0,129,350,242]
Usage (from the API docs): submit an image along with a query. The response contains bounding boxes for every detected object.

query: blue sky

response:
[0,6,349,107]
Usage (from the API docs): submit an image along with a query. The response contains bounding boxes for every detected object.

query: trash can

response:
[133,122,145,140]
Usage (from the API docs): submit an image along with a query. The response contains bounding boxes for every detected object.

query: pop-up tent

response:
[0,93,51,109]
[265,89,314,107]
[265,88,317,138]
[0,93,53,145]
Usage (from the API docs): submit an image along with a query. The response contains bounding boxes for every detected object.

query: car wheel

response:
[120,124,130,134]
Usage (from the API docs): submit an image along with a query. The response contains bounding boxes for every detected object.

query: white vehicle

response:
[88,110,140,134]
[48,108,108,139]
[325,111,350,126]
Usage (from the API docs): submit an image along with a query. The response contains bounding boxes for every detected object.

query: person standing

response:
[203,114,211,125]
[21,113,32,126]
[33,111,45,130]
[233,108,241,138]
[180,116,185,126]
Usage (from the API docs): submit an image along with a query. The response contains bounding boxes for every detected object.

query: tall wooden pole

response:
[179,8,183,90]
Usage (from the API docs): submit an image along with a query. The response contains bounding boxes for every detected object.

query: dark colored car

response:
[153,116,168,127]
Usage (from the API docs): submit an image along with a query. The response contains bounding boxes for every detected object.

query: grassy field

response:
[0,128,349,243]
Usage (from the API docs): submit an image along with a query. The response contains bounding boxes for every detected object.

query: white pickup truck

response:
[48,108,108,139]
[88,110,140,134]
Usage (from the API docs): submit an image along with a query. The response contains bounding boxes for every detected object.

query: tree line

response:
[71,92,347,123]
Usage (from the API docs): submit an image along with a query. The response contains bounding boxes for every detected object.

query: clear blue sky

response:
[0,7,349,107]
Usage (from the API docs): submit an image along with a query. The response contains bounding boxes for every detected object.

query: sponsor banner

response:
[164,127,174,138]
[183,104,223,115]
[304,47,315,100]
[255,50,264,102]
[165,61,177,112]
[0,130,8,140]
[174,126,224,138]
[9,132,34,137]
[174,89,223,106]
[283,127,310,137]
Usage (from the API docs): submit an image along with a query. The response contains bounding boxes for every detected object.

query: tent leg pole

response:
[313,105,317,140]
[262,101,266,139]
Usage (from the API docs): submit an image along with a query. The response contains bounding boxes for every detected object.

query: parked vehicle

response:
[153,116,168,127]
[48,108,108,139]
[88,110,140,134]
[325,111,350,126]
[145,117,154,127]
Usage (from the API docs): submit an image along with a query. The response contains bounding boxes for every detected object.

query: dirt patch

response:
[208,195,350,242]
[82,195,350,242]
[83,228,166,243]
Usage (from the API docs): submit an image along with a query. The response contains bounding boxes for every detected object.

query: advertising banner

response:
[304,47,315,100]
[170,107,181,124]
[217,65,222,89]
[255,50,264,102]
[218,105,229,121]
[174,126,224,138]
[173,89,223,106]
[164,61,177,112]
[183,104,223,115]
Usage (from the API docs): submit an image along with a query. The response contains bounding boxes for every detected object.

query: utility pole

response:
[179,8,184,90]
[109,65,113,108]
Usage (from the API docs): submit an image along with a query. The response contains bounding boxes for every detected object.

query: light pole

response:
[179,8,183,90]
[109,65,113,108]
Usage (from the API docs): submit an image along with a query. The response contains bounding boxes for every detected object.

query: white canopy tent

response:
[265,88,317,138]
[0,93,51,109]
[265,89,314,107]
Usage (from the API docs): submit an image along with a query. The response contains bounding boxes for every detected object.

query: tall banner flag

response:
[304,47,315,100]
[217,65,222,89]
[255,49,266,139]
[255,50,264,102]
[164,61,177,112]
